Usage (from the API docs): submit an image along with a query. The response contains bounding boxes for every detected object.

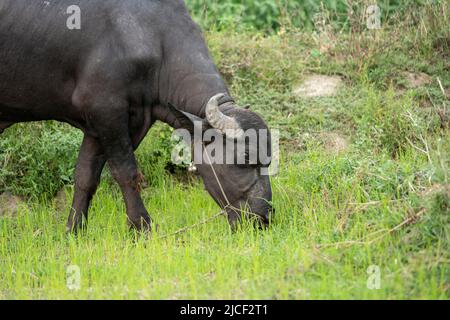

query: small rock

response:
[319,132,349,154]
[0,193,23,217]
[293,75,343,98]
[402,71,432,88]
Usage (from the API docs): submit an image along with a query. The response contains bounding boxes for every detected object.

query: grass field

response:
[0,2,449,299]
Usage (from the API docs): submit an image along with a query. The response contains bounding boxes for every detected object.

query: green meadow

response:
[0,1,448,299]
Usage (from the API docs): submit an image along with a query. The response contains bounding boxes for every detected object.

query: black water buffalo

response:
[0,0,274,232]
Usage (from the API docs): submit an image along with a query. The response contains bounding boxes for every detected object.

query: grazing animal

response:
[0,0,274,232]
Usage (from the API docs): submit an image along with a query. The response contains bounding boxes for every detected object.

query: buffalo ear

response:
[167,103,203,135]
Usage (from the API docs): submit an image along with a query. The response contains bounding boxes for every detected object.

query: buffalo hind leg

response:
[66,135,106,233]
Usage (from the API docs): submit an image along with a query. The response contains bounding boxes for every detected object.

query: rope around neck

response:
[153,143,232,240]
[153,140,266,240]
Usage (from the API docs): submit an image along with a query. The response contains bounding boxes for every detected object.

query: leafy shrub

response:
[0,122,82,198]
[0,121,183,198]
[135,123,180,187]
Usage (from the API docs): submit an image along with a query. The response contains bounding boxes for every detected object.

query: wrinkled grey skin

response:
[0,0,274,232]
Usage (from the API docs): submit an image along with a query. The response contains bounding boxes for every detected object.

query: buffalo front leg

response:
[66,135,106,233]
[92,110,153,232]
[105,141,152,231]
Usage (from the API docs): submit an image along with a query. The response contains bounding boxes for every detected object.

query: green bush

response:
[187,0,429,32]
[0,121,181,198]
[0,122,82,198]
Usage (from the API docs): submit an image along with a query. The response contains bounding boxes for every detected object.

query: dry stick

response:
[348,198,406,207]
[405,136,432,166]
[352,200,397,206]
[419,134,433,166]
[317,208,427,249]
[436,77,446,97]
[367,208,427,244]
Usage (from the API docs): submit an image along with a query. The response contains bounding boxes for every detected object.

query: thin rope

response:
[202,142,233,208]
[155,210,225,240]
[153,142,234,239]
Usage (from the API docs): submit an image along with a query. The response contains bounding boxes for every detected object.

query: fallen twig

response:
[317,208,427,249]
[347,198,406,209]
[436,77,446,97]
[366,208,427,244]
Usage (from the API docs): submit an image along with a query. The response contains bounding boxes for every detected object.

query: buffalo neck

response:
[157,9,232,119]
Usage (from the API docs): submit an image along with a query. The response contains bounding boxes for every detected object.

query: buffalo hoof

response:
[65,221,87,235]
[127,215,157,233]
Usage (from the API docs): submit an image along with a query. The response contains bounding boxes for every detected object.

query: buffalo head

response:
[168,94,275,229]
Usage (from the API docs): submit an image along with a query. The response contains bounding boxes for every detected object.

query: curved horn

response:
[205,93,244,139]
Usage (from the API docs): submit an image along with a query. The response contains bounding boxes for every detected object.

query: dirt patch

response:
[402,71,432,88]
[293,75,343,98]
[419,184,449,198]
[0,193,24,217]
[319,132,349,154]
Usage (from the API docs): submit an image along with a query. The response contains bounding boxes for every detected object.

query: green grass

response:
[0,140,448,299]
[0,2,449,299]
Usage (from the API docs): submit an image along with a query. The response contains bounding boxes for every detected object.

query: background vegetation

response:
[0,0,448,299]
[187,0,438,31]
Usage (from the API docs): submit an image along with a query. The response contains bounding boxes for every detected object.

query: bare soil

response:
[293,75,343,98]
